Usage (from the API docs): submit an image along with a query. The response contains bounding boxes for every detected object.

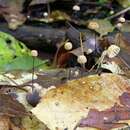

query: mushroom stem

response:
[79,32,85,69]
[32,57,35,91]
[47,3,51,18]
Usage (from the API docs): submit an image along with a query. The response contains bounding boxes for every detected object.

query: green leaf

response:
[0,31,48,71]
[3,56,48,71]
[0,31,30,67]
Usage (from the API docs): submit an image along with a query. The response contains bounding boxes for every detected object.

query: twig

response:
[106,7,130,20]
[89,50,107,72]
[3,73,19,86]
[79,33,84,55]
[47,3,51,18]
[79,32,85,69]
[0,84,28,92]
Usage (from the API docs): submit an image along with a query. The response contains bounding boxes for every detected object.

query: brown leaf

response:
[115,33,130,52]
[0,116,10,130]
[0,0,26,29]
[32,73,130,130]
[57,52,73,67]
[66,24,80,47]
[0,94,28,117]
[77,103,130,130]
[0,115,25,130]
[114,33,130,70]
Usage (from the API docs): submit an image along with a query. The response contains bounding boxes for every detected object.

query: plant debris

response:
[0,0,130,130]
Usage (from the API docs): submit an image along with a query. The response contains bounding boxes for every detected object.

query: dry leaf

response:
[0,116,23,130]
[120,22,130,32]
[0,0,26,29]
[0,116,10,130]
[87,19,114,36]
[32,73,130,130]
[0,94,28,117]
[116,0,130,7]
[50,10,70,21]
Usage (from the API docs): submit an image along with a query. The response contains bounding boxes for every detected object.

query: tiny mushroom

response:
[116,23,123,29]
[31,50,38,57]
[118,17,126,23]
[77,55,87,64]
[107,45,120,58]
[88,21,99,30]
[64,42,73,51]
[72,5,80,11]
[43,12,48,17]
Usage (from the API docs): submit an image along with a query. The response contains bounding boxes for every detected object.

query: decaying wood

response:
[0,22,94,51]
[0,22,66,50]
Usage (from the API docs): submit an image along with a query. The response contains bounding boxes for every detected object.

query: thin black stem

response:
[32,57,35,91]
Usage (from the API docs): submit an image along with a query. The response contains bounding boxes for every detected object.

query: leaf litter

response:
[0,1,130,130]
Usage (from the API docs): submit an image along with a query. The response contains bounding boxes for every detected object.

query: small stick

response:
[106,7,130,20]
[79,32,85,69]
[0,84,28,92]
[80,33,84,55]
[47,3,51,18]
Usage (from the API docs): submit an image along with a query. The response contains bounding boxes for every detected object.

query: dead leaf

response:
[0,94,28,117]
[77,103,130,130]
[0,115,24,130]
[116,0,130,7]
[50,10,70,21]
[0,116,10,130]
[115,33,130,52]
[120,22,130,32]
[87,19,114,36]
[32,73,130,130]
[66,24,80,47]
[0,0,26,29]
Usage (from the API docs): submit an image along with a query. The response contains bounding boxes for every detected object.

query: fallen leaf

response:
[22,116,49,130]
[0,93,28,117]
[116,0,130,7]
[101,61,124,74]
[87,19,114,36]
[120,23,130,32]
[0,116,10,130]
[4,56,48,71]
[32,73,130,130]
[50,10,70,21]
[0,0,26,29]
[0,31,49,71]
[66,24,80,47]
[77,103,130,130]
